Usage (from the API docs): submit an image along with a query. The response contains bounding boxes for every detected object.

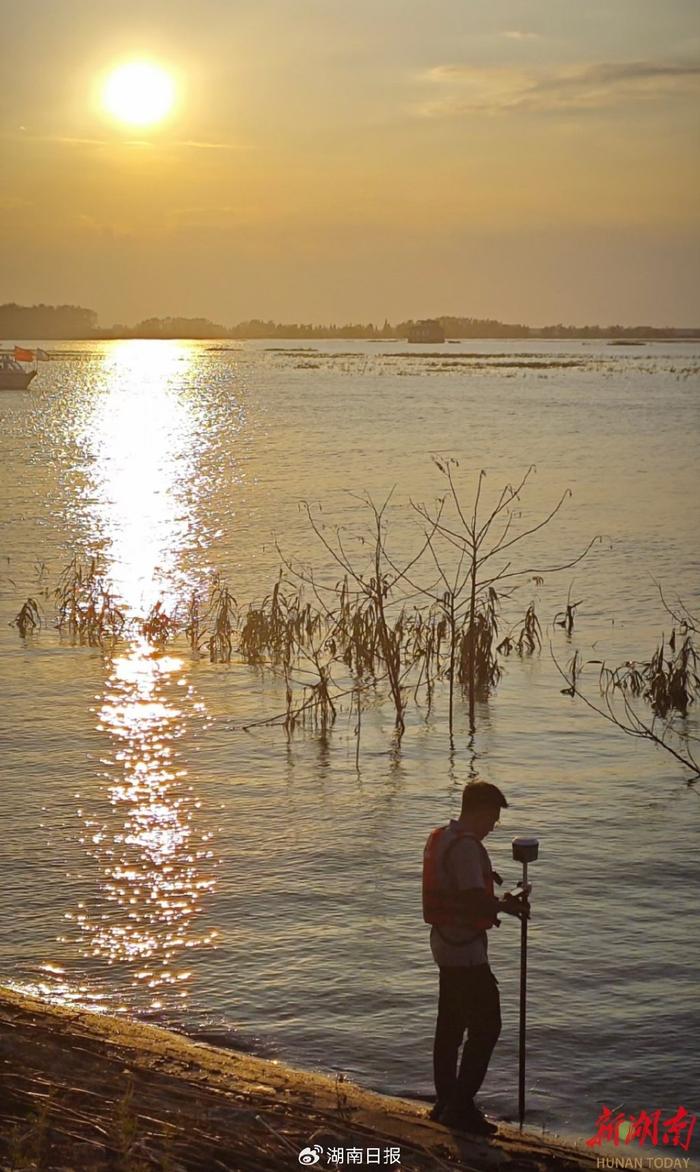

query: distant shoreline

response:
[2,304,699,343]
[2,333,700,344]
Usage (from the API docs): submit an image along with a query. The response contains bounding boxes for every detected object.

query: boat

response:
[0,352,38,390]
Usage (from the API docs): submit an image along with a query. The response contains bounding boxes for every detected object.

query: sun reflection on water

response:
[67,645,217,1009]
[61,341,219,1012]
[80,339,198,612]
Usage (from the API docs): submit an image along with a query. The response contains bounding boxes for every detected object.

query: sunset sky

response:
[2,0,699,326]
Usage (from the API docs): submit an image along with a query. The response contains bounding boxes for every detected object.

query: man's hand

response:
[500,890,531,919]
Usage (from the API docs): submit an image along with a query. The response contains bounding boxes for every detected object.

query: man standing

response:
[423,781,528,1135]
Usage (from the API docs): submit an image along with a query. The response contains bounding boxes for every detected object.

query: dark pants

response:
[433,964,501,1111]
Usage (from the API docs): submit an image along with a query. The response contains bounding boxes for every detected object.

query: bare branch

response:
[486,510,515,561]
[550,644,699,783]
[479,488,573,565]
[653,577,697,632]
[376,496,446,593]
[478,535,601,588]
[380,535,445,601]
[442,460,477,544]
[475,465,536,545]
[470,467,486,534]
[300,501,361,585]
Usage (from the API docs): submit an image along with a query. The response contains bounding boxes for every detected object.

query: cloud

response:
[0,195,34,210]
[422,60,700,116]
[167,204,259,228]
[173,140,247,151]
[0,132,245,151]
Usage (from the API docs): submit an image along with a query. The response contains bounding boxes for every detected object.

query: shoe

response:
[439,1104,498,1136]
[428,1101,444,1122]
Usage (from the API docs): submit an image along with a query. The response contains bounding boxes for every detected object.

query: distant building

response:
[406,319,445,344]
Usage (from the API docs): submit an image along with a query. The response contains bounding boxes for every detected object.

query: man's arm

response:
[450,888,530,919]
[451,887,502,919]
[447,839,531,921]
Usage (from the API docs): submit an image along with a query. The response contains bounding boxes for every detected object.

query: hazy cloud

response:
[0,130,245,152]
[501,31,542,41]
[176,140,248,151]
[423,60,700,115]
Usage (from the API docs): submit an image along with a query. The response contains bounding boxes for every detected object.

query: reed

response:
[456,593,502,700]
[239,576,320,668]
[603,633,699,718]
[516,602,542,655]
[54,557,125,645]
[350,686,363,770]
[408,605,445,714]
[560,650,583,696]
[286,497,426,738]
[644,635,698,716]
[12,597,41,636]
[183,589,204,654]
[301,662,337,739]
[205,574,238,663]
[554,594,582,635]
[334,585,382,680]
[141,601,177,645]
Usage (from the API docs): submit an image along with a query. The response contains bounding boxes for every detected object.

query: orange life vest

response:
[422,824,497,934]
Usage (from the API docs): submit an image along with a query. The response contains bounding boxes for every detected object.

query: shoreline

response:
[2,335,700,344]
[0,985,604,1171]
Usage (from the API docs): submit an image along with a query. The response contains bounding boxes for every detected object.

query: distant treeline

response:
[0,303,98,339]
[2,303,698,341]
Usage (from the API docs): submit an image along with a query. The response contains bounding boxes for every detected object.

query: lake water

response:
[1,338,699,1145]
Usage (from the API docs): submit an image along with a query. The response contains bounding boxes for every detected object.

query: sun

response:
[102,61,175,127]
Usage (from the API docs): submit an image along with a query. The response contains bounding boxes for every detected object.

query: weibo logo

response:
[298,1145,324,1165]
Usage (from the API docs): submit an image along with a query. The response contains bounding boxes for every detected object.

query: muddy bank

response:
[0,986,603,1171]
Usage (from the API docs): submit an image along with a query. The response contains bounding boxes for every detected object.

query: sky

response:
[1,0,699,326]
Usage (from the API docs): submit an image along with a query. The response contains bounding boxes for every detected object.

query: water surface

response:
[1,338,698,1140]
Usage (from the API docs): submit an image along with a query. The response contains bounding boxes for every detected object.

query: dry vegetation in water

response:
[9,465,699,778]
[553,587,700,783]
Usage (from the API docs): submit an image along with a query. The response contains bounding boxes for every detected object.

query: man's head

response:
[459,781,509,840]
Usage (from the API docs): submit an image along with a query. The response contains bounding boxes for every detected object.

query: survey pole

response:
[511,836,540,1130]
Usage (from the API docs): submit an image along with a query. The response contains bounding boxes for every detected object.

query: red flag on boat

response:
[14,346,35,362]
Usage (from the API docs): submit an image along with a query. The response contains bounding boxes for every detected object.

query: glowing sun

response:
[102,62,175,127]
